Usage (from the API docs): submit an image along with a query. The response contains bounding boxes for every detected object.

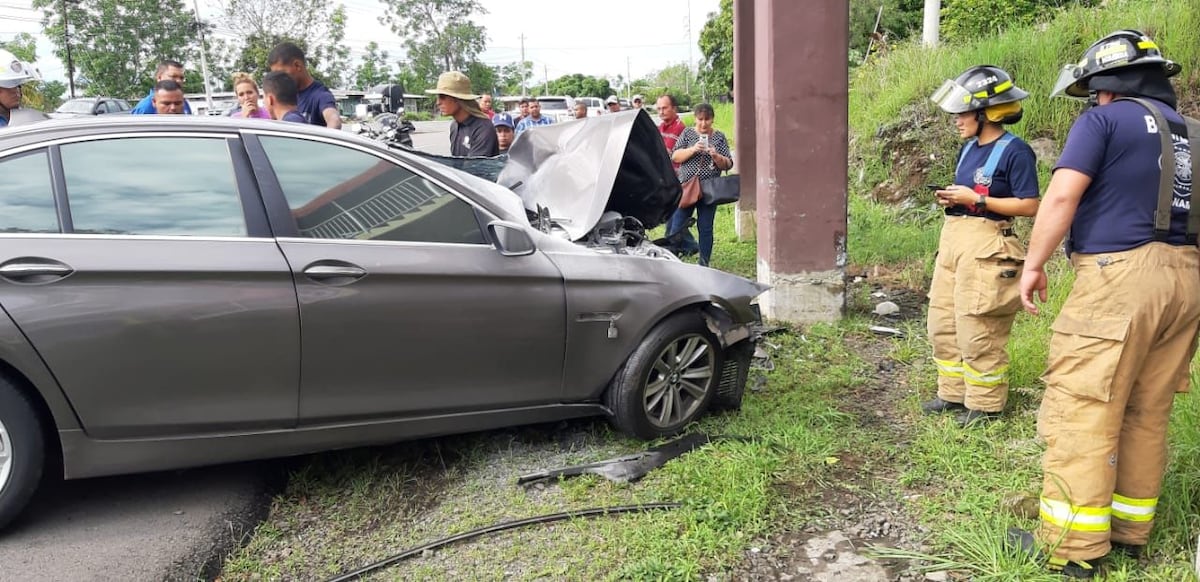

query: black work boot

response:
[921,396,966,415]
[1110,541,1144,559]
[1006,527,1102,579]
[956,409,1001,427]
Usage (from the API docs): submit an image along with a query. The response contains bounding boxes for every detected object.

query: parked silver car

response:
[48,97,131,118]
[0,112,764,529]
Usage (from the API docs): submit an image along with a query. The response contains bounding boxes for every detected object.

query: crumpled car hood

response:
[497,110,682,240]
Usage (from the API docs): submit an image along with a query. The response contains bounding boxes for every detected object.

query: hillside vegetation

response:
[847,0,1200,270]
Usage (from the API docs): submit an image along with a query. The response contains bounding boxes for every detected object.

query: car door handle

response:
[303,264,367,280]
[0,259,74,282]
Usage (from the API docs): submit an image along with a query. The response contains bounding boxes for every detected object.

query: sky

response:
[0,0,720,90]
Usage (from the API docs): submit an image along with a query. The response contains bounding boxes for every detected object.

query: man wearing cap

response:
[632,94,644,111]
[605,95,621,114]
[493,112,516,153]
[427,71,499,157]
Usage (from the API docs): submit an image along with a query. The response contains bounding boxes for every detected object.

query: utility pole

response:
[192,0,213,110]
[626,56,631,101]
[519,33,527,96]
[686,0,696,99]
[922,0,941,47]
[543,64,547,96]
[61,0,75,98]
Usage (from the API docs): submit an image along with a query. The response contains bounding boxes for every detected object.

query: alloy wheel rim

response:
[0,418,11,494]
[644,333,715,428]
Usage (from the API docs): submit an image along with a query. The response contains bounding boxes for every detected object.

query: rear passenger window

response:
[0,150,58,233]
[259,136,485,244]
[60,137,247,236]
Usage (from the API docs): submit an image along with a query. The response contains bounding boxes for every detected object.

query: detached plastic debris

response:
[517,433,749,486]
[869,325,905,337]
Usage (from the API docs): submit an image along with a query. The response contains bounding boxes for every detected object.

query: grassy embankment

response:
[222,2,1200,578]
[854,0,1200,578]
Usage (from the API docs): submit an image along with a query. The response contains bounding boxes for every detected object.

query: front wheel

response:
[0,377,45,531]
[606,312,723,439]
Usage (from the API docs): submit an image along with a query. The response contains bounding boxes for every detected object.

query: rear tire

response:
[0,377,45,531]
[606,312,723,439]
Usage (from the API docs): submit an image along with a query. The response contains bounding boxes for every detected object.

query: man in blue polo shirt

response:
[268,42,340,129]
[1014,30,1200,578]
[130,60,192,115]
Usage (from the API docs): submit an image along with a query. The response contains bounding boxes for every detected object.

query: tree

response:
[354,41,393,89]
[462,61,493,96]
[545,74,613,99]
[34,0,202,99]
[697,0,732,100]
[378,0,488,91]
[216,0,352,87]
[940,0,1095,41]
[494,61,533,96]
[849,0,923,61]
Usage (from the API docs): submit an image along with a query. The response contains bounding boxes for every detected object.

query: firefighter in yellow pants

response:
[1014,30,1200,579]
[923,66,1041,426]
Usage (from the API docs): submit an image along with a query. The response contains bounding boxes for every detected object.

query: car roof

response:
[0,115,367,146]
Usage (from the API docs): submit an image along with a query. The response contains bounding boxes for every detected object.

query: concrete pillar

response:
[733,0,756,241]
[754,0,848,324]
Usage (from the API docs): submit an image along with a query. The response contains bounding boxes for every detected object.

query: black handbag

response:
[700,174,741,206]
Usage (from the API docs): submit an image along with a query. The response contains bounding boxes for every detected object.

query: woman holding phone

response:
[667,102,733,267]
[923,65,1040,426]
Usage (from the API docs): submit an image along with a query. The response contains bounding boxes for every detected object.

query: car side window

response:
[259,136,485,244]
[60,137,247,236]
[0,150,58,233]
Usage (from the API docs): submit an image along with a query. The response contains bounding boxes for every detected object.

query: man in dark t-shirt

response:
[426,71,499,157]
[268,42,341,129]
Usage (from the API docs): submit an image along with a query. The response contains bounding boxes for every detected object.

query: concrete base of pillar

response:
[756,260,844,323]
[735,207,757,241]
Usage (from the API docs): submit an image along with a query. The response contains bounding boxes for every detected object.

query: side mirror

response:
[487,221,537,257]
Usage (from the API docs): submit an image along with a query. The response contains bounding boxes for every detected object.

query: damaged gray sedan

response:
[0,111,765,529]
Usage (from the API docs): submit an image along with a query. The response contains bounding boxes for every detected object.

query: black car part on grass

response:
[517,433,755,486]
[323,503,681,582]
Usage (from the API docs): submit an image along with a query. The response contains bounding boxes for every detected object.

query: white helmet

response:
[0,49,40,89]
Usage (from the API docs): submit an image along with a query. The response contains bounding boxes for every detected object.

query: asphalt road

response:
[0,462,279,582]
[409,120,452,155]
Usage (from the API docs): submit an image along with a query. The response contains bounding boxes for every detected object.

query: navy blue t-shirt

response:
[946,134,1040,220]
[296,79,336,127]
[280,110,307,123]
[1056,99,1191,254]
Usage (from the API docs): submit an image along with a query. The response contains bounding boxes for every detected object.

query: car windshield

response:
[56,100,95,114]
[538,99,568,110]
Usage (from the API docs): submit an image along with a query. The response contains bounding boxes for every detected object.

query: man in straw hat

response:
[427,71,499,157]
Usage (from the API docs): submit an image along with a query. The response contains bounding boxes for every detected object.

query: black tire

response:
[606,312,724,439]
[0,377,45,531]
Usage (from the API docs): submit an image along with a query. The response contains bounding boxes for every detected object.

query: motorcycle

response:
[356,111,415,148]
[352,83,415,149]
